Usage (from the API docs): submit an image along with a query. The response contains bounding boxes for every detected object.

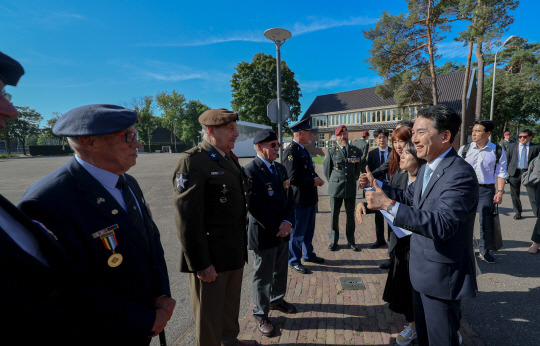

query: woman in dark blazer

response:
[357,138,425,345]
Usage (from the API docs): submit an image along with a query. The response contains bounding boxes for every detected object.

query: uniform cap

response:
[362,130,370,136]
[335,125,347,136]
[253,129,278,144]
[53,104,138,136]
[0,51,24,86]
[289,118,312,132]
[504,131,510,136]
[198,108,238,126]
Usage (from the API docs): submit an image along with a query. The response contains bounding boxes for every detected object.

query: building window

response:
[319,133,324,140]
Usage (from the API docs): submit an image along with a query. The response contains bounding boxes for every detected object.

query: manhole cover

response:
[327,232,344,239]
[339,277,366,290]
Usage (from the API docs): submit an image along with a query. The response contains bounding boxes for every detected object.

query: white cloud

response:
[137,15,377,47]
[300,76,381,93]
[437,41,470,59]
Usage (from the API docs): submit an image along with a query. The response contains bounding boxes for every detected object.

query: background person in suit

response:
[173,109,256,346]
[505,129,540,219]
[0,50,91,346]
[283,118,325,274]
[352,130,370,173]
[324,125,362,252]
[367,128,391,249]
[245,129,296,337]
[365,105,479,346]
[19,104,175,346]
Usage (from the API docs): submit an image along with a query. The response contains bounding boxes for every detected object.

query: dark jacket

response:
[173,140,249,273]
[245,157,294,251]
[19,158,171,345]
[368,147,392,179]
[506,142,540,176]
[283,141,319,207]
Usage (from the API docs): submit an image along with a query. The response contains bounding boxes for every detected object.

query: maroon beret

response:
[504,131,510,136]
[362,130,370,136]
[199,108,238,126]
[335,125,347,136]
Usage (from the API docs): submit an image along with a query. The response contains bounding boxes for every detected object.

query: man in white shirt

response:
[458,120,508,263]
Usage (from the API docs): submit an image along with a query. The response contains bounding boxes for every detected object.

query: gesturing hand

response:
[358,166,375,189]
[355,203,367,224]
[365,180,391,211]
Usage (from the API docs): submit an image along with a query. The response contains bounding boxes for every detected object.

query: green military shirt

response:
[172,140,249,273]
[323,144,362,199]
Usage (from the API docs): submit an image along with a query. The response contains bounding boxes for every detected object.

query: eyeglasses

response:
[1,88,12,102]
[113,131,139,143]
[518,135,529,139]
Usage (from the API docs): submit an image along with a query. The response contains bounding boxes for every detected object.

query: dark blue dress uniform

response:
[19,159,171,346]
[283,132,321,265]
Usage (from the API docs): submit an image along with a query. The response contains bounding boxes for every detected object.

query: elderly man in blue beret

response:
[19,104,175,346]
[244,129,296,337]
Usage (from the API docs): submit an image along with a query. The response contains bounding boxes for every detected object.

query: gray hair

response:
[200,125,211,142]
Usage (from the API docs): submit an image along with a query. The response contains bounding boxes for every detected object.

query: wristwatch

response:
[497,189,504,194]
[386,200,396,214]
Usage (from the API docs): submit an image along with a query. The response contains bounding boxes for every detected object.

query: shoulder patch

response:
[207,150,219,161]
[175,173,189,193]
[288,154,293,161]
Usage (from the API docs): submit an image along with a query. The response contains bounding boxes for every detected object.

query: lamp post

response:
[490,35,517,122]
[264,28,292,162]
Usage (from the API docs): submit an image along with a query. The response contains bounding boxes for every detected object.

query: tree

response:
[183,100,210,145]
[8,107,43,155]
[435,61,465,74]
[129,96,159,152]
[363,1,454,108]
[38,112,62,145]
[481,37,540,143]
[231,52,302,128]
[155,90,186,144]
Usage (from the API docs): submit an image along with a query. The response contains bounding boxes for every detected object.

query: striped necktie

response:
[519,145,527,169]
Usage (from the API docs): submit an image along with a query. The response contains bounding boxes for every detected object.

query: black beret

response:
[0,51,24,86]
[199,108,238,126]
[289,117,312,132]
[53,104,138,137]
[253,129,278,144]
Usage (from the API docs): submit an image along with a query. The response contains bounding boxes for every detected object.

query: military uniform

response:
[352,138,370,173]
[283,140,320,265]
[173,139,249,346]
[323,144,362,246]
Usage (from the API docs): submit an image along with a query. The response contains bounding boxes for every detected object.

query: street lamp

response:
[489,35,517,122]
[264,28,292,163]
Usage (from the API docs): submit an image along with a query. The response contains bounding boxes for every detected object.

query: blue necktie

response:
[422,165,432,195]
[519,145,527,169]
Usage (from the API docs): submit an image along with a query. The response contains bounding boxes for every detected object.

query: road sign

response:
[267,99,290,123]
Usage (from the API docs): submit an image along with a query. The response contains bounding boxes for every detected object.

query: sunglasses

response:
[519,135,529,139]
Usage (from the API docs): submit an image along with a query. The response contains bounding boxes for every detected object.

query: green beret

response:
[199,108,238,127]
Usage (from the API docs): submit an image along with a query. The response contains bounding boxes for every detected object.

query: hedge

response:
[29,145,74,156]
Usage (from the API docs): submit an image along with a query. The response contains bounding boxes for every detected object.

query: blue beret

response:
[289,117,312,132]
[53,104,138,137]
[253,129,278,144]
[0,51,24,86]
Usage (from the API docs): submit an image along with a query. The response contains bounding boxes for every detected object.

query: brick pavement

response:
[238,194,485,345]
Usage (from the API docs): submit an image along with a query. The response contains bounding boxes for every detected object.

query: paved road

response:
[2,154,539,345]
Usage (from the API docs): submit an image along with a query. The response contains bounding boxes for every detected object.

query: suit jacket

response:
[506,142,540,176]
[382,148,479,300]
[352,138,369,171]
[368,147,392,179]
[244,157,294,251]
[173,140,249,273]
[323,144,362,198]
[283,141,319,207]
[19,158,171,345]
[0,194,87,346]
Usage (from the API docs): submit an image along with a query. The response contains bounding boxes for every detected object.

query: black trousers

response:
[375,212,387,244]
[477,184,495,255]
[330,197,356,245]
[508,170,538,216]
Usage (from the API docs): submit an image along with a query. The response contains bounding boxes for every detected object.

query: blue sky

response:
[2,1,538,124]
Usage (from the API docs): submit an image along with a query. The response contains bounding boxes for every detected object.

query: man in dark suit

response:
[505,129,540,219]
[283,118,325,274]
[324,125,362,251]
[352,130,370,173]
[173,109,256,346]
[365,105,478,346]
[245,129,296,337]
[0,51,90,346]
[367,128,391,248]
[19,104,175,346]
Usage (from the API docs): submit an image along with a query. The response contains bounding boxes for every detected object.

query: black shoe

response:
[303,256,325,264]
[290,264,308,274]
[379,260,391,269]
[270,300,297,314]
[480,252,495,263]
[513,213,523,220]
[348,244,361,252]
[257,318,275,337]
[369,241,386,249]
[328,243,338,251]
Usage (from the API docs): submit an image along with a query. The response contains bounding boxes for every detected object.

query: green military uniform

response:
[173,139,249,346]
[323,144,362,246]
[352,138,369,173]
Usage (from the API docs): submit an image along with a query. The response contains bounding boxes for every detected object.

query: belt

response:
[479,184,495,187]
[517,168,528,173]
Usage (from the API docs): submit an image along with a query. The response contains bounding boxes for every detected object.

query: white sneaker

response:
[458,330,463,344]
[396,325,417,345]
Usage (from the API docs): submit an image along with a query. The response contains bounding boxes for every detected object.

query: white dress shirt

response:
[458,141,508,184]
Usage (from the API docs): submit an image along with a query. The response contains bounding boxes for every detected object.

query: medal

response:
[220,184,229,203]
[108,253,123,267]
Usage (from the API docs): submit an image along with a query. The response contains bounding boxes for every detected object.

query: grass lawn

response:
[312,156,324,165]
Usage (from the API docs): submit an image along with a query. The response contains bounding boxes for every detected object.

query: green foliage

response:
[231,52,302,129]
[184,100,210,145]
[435,61,465,74]
[482,37,540,143]
[130,96,160,152]
[0,106,43,155]
[155,90,186,143]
